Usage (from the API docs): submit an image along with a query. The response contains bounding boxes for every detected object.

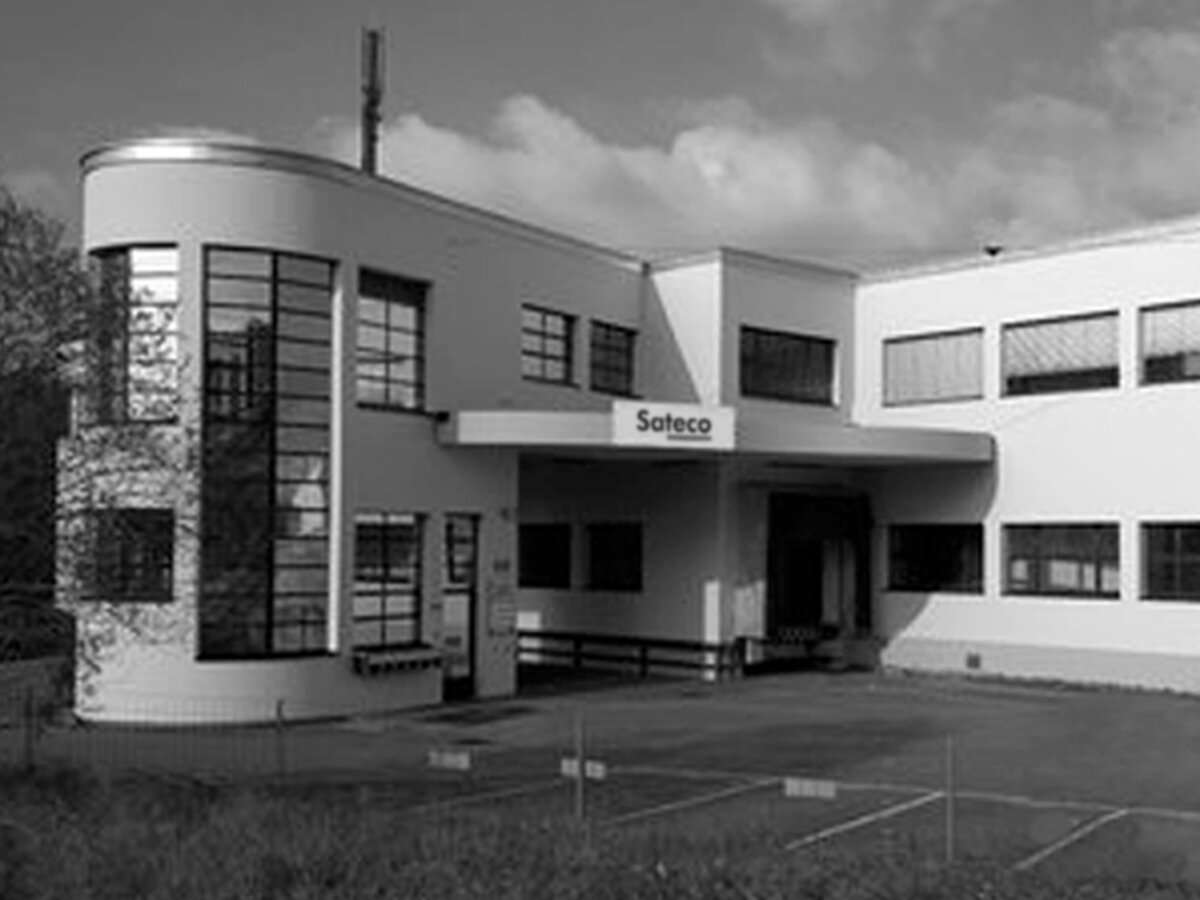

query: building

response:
[57,137,1200,723]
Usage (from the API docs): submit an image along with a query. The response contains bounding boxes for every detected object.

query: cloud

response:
[1,168,71,220]
[317,95,943,263]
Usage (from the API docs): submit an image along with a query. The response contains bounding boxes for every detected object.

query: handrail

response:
[517,629,743,679]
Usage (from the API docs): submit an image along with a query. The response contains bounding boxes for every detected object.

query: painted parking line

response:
[411,777,563,815]
[1012,808,1129,872]
[605,777,778,826]
[783,790,945,852]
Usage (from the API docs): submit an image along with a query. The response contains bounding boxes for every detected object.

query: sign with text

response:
[612,401,736,451]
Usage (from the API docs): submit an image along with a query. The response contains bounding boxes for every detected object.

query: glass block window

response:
[357,270,426,409]
[1143,523,1200,601]
[522,305,574,384]
[354,512,423,649]
[88,509,174,603]
[518,523,572,589]
[1002,312,1118,396]
[740,326,835,405]
[587,522,643,592]
[889,525,983,593]
[1142,301,1200,384]
[590,321,636,396]
[884,329,983,406]
[1004,524,1119,598]
[87,246,179,423]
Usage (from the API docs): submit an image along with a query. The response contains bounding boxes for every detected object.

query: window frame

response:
[1142,522,1200,602]
[888,524,984,594]
[1140,299,1200,386]
[521,304,576,385]
[586,522,643,593]
[518,523,572,589]
[589,320,637,397]
[356,268,427,412]
[85,245,181,426]
[739,325,836,406]
[86,508,175,604]
[1003,523,1120,599]
[1001,311,1120,397]
[882,327,984,407]
[353,511,425,651]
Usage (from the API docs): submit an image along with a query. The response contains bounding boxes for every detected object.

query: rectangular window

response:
[354,512,423,649]
[357,269,426,410]
[1141,301,1200,384]
[590,321,636,396]
[1004,524,1119,598]
[522,305,574,384]
[87,246,180,424]
[200,247,334,659]
[889,525,983,593]
[740,326,835,405]
[884,329,983,406]
[1143,523,1200,601]
[587,522,642,592]
[88,509,174,603]
[518,523,571,589]
[1002,312,1118,396]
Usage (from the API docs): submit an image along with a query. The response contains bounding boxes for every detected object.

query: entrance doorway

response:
[442,514,479,700]
[764,493,871,665]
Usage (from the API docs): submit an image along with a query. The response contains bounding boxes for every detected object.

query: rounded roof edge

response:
[81,138,644,270]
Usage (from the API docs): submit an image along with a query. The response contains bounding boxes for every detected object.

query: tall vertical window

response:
[200,247,334,659]
[86,509,174,603]
[522,305,574,384]
[1002,312,1118,396]
[1141,301,1200,385]
[88,246,179,424]
[590,321,636,396]
[357,270,426,409]
[889,525,983,593]
[354,512,423,649]
[740,326,835,405]
[1143,523,1200,601]
[1004,524,1119,598]
[884,329,983,406]
[587,522,643,592]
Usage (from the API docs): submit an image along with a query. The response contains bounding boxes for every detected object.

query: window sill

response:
[740,392,835,407]
[352,645,441,676]
[522,375,579,389]
[1002,591,1120,601]
[356,402,433,417]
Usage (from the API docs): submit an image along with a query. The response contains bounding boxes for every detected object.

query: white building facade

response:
[60,137,1200,724]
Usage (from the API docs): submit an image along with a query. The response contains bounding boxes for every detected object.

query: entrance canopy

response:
[438,402,993,467]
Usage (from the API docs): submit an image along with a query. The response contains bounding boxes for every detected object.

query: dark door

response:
[442,514,479,701]
[769,536,825,638]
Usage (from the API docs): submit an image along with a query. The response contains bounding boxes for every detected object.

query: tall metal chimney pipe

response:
[361,27,384,174]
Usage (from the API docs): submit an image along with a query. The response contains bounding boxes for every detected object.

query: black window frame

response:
[356,269,427,411]
[84,245,180,426]
[1001,311,1119,397]
[589,320,637,396]
[353,511,424,650]
[521,305,575,385]
[888,524,983,594]
[1143,522,1200,602]
[199,245,334,660]
[587,522,643,592]
[87,508,175,604]
[518,523,572,589]
[1003,523,1120,599]
[1140,299,1200,386]
[739,326,836,405]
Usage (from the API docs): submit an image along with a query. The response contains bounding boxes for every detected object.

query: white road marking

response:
[1012,808,1129,872]
[784,791,945,852]
[605,778,778,826]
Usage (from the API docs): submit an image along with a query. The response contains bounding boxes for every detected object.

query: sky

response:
[5,0,1200,268]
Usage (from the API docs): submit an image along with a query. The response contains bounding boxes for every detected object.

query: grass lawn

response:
[7,669,1200,897]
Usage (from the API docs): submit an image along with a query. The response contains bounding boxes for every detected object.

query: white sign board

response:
[428,749,473,771]
[612,401,736,451]
[783,777,837,800]
[560,757,608,781]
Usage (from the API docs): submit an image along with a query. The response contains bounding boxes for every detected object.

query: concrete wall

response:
[857,232,1200,691]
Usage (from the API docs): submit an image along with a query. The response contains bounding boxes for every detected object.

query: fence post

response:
[574,709,586,822]
[944,734,956,866]
[22,687,37,771]
[275,699,286,778]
